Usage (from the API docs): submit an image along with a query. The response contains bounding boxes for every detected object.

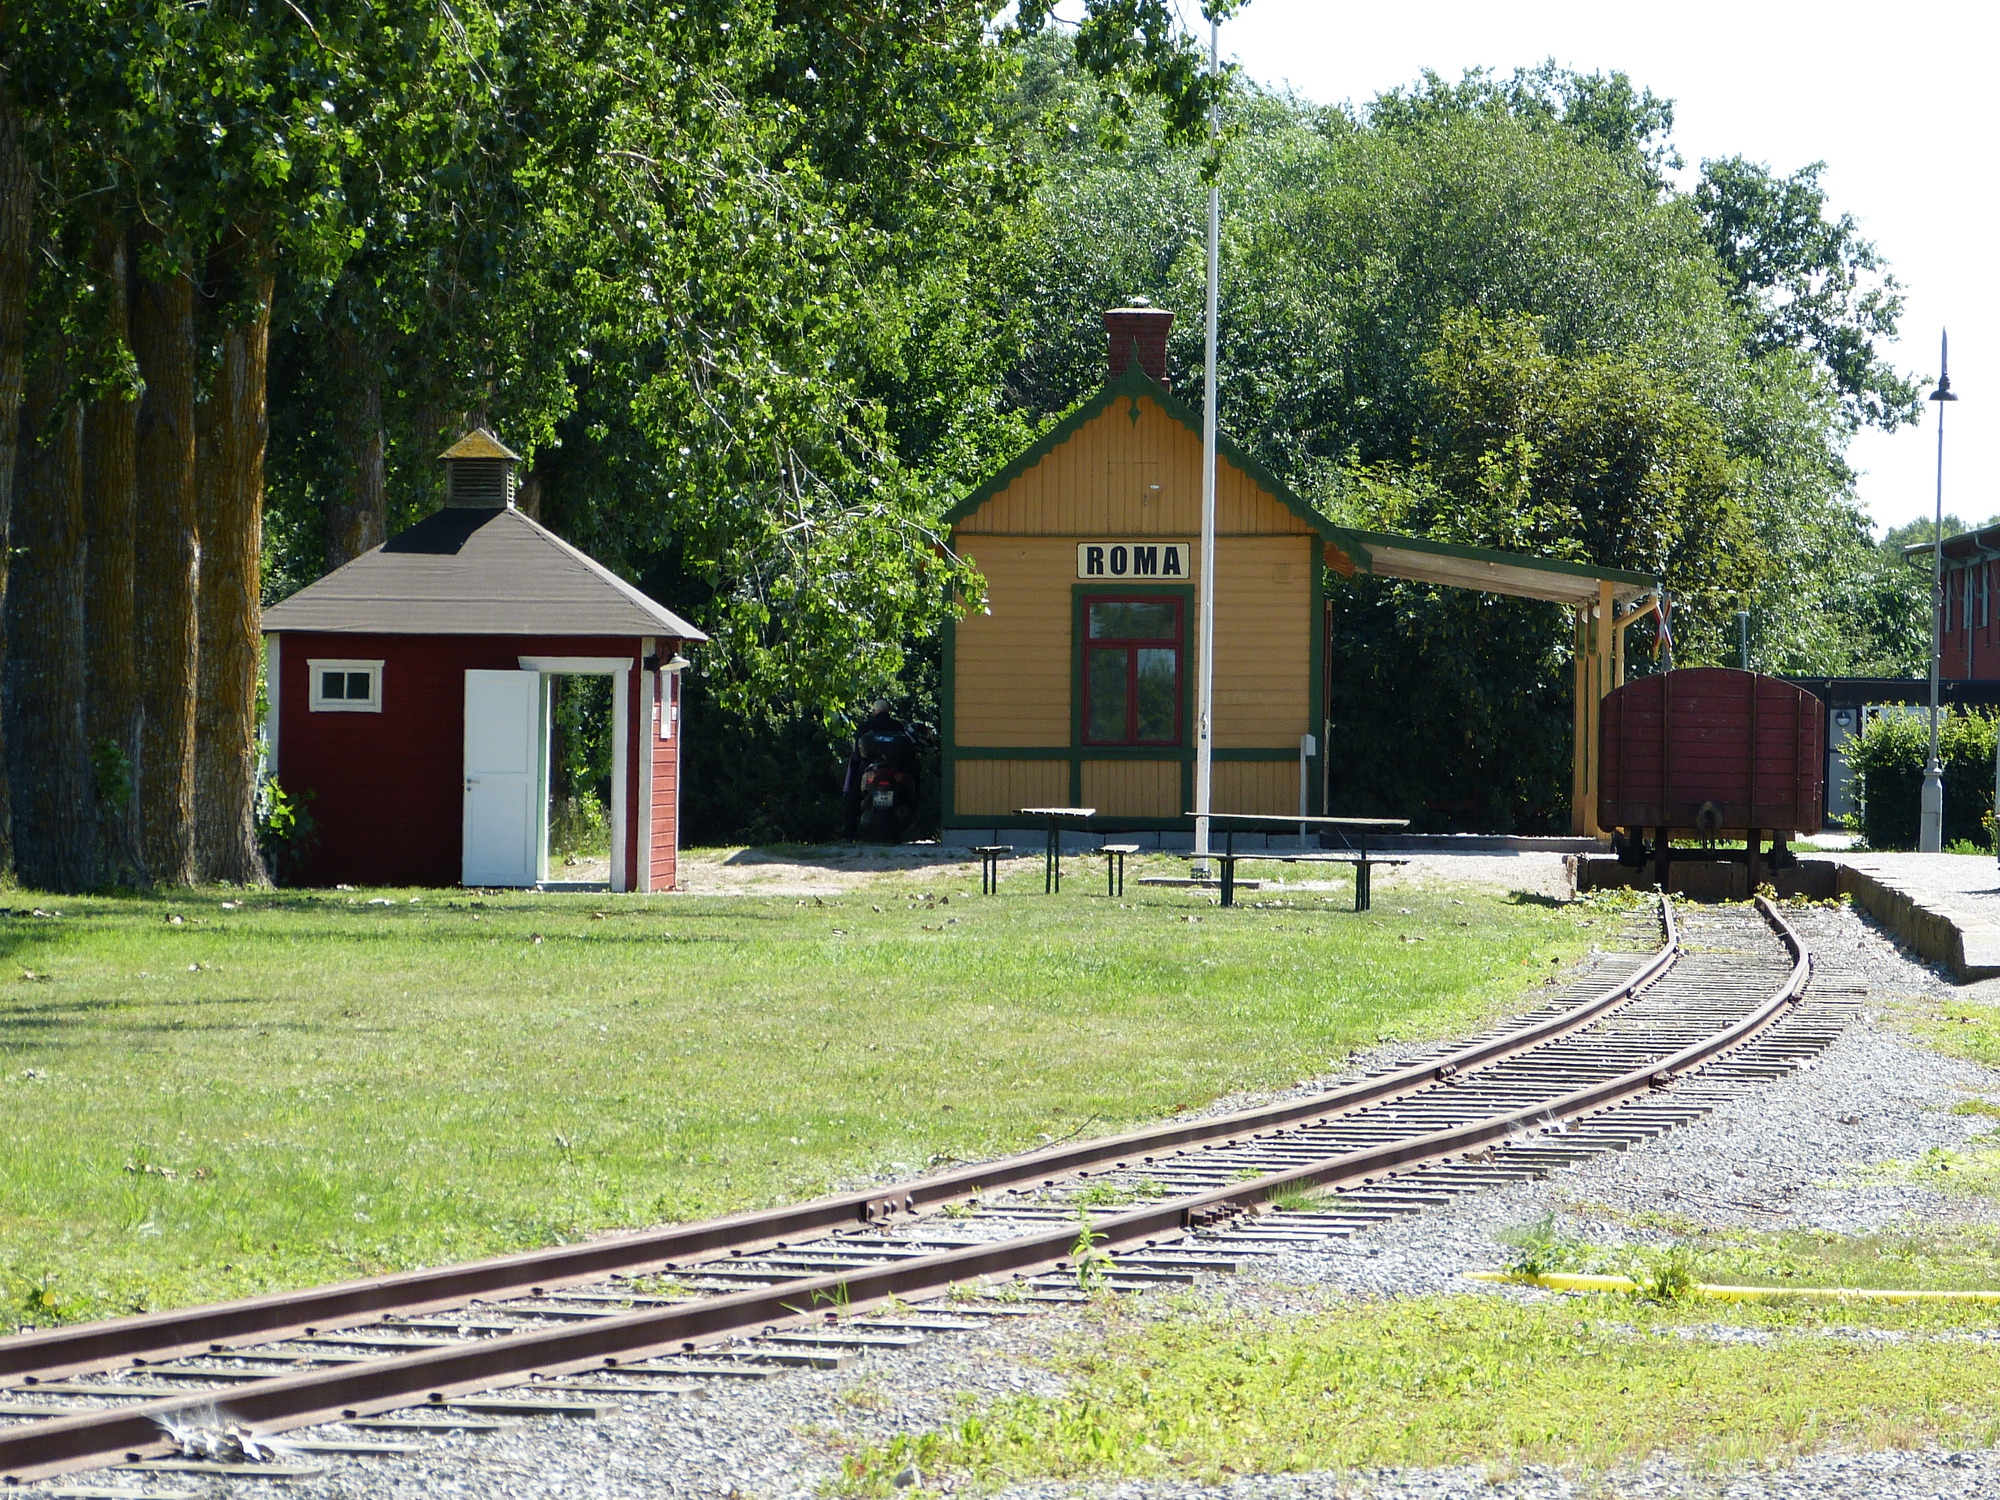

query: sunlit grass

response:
[1501,1217,2000,1304]
[0,860,1604,1325]
[832,1284,2000,1493]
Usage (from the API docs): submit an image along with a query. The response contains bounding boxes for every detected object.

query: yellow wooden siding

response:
[1213,535,1312,746]
[958,396,1315,539]
[1215,759,1300,817]
[1081,759,1181,819]
[954,537,1312,751]
[953,539,1074,746]
[953,758,1068,818]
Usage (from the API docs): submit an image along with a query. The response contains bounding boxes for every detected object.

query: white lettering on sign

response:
[1075,541,1192,580]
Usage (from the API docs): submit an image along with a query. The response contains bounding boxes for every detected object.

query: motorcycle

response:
[852,723,925,843]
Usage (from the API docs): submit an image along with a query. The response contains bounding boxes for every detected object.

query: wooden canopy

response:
[1331,529,1656,609]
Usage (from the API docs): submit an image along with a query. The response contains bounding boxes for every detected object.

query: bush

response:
[255,779,317,885]
[1845,708,1997,850]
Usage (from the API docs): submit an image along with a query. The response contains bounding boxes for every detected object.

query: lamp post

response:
[1192,13,1220,875]
[1920,330,1957,853]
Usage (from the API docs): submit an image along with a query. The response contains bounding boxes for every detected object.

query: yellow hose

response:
[1467,1270,2000,1304]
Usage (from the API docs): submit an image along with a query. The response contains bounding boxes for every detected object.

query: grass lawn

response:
[833,1284,2000,1493]
[0,854,1606,1327]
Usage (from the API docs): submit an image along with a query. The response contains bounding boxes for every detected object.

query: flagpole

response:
[1193,12,1220,873]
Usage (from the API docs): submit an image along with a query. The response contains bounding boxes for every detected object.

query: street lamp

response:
[1920,330,1958,853]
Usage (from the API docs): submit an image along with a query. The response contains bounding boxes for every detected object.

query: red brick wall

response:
[1943,560,1999,680]
[1103,307,1173,386]
[274,632,644,888]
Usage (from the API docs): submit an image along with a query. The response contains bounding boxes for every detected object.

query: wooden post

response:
[1571,606,1590,835]
[1611,596,1626,693]
[1586,582,1616,838]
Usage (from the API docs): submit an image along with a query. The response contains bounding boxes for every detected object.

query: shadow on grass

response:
[1505,891,1573,909]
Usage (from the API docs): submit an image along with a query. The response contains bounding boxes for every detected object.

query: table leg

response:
[1045,823,1056,894]
[1220,856,1235,908]
[1354,860,1370,913]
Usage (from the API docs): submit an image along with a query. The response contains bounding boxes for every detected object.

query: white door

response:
[463,670,545,886]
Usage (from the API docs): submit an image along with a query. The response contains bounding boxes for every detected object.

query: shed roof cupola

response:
[439,427,521,509]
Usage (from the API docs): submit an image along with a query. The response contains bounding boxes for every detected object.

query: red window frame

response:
[1081,594,1183,747]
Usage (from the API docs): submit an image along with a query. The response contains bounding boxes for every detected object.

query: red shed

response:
[261,430,705,891]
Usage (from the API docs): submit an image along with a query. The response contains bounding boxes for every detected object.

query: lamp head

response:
[1932,329,1959,402]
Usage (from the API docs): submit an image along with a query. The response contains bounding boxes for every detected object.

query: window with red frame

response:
[1082,596,1182,745]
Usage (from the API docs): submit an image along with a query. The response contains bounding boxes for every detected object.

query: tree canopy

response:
[992,58,1923,829]
[0,13,1931,867]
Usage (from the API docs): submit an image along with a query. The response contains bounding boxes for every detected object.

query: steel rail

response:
[0,901,1678,1388]
[0,897,1816,1488]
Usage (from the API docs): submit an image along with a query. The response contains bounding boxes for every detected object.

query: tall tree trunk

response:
[83,219,142,882]
[0,100,36,875]
[6,346,95,892]
[131,237,199,886]
[324,326,386,570]
[193,234,271,885]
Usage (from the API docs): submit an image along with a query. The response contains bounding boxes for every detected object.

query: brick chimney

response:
[1104,302,1173,387]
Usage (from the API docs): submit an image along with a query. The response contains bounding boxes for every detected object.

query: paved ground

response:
[1822,851,2000,980]
[1831,851,2000,906]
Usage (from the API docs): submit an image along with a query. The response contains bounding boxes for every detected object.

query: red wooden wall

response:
[273,631,653,889]
[1597,667,1823,835]
[649,669,681,891]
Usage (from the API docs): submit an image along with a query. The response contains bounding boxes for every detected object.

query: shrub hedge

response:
[1845,708,1997,850]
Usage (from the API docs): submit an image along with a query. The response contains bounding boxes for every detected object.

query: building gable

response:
[947,365,1334,545]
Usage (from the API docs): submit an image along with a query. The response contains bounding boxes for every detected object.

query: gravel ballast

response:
[24,902,2000,1500]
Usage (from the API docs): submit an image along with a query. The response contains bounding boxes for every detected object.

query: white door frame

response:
[637,637,656,893]
[520,656,631,891]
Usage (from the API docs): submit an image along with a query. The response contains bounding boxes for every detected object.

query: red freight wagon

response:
[1598,667,1824,889]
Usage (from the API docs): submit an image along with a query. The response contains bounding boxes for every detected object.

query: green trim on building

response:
[1340,526,1657,591]
[1308,551,1326,816]
[941,364,1374,561]
[941,366,1660,605]
[939,612,957,834]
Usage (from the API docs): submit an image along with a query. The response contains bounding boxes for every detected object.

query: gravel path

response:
[32,903,2000,1500]
[673,846,1579,901]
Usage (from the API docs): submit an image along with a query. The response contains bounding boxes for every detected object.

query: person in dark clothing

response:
[842,700,919,839]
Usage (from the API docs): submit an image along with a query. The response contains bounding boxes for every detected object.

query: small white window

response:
[309,658,384,712]
[659,669,678,740]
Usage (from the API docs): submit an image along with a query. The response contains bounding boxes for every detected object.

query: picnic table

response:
[1185,813,1410,911]
[1016,806,1097,893]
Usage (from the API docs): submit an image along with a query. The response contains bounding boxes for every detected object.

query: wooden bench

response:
[1015,807,1097,893]
[971,845,1012,895]
[1100,843,1140,897]
[1190,850,1409,911]
[1184,812,1412,912]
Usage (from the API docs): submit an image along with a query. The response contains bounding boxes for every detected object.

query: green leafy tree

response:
[1695,156,1921,431]
[999,58,1919,829]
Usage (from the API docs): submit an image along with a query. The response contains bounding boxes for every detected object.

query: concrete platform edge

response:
[1834,862,2000,984]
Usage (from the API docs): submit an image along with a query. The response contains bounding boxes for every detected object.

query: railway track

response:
[1,895,1849,1490]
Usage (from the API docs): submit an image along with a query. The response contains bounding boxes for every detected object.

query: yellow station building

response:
[940,307,1659,841]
